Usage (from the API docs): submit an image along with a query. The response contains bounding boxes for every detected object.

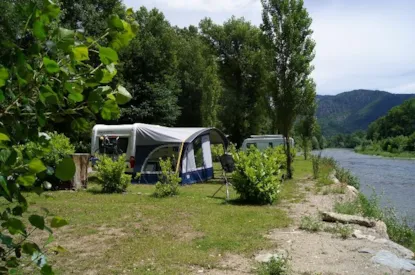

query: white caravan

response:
[241,135,294,151]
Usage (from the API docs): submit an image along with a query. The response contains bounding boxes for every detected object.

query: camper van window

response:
[99,137,129,154]
[247,143,257,149]
[193,137,204,168]
[269,142,273,148]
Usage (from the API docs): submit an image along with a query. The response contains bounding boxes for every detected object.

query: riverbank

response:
[355,147,415,159]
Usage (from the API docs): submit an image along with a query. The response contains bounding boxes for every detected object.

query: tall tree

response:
[200,17,270,145]
[58,0,126,37]
[118,7,181,126]
[294,104,316,160]
[175,26,222,127]
[261,0,316,178]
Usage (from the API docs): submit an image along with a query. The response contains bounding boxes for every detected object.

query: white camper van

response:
[241,135,294,151]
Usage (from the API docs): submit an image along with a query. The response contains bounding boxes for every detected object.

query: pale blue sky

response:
[123,0,415,95]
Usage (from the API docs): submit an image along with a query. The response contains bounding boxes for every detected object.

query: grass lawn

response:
[27,159,311,274]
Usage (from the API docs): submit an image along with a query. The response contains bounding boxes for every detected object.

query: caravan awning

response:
[93,123,228,146]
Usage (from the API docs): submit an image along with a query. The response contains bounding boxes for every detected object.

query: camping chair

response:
[212,153,235,200]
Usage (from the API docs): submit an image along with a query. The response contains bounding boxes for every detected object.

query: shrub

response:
[311,153,321,179]
[95,154,131,193]
[211,144,224,162]
[324,223,353,239]
[232,147,285,204]
[154,158,180,198]
[336,167,360,190]
[299,216,322,232]
[257,256,290,275]
[334,200,360,215]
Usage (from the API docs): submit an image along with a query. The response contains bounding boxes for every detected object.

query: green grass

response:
[23,158,313,274]
[355,148,415,159]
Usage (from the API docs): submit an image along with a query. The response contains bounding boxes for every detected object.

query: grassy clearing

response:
[25,160,311,274]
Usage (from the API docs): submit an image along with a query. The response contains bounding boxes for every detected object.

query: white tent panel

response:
[202,135,213,169]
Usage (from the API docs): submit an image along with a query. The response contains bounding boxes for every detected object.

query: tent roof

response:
[93,123,228,146]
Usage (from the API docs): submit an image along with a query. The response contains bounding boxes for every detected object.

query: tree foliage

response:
[0,0,135,272]
[200,17,271,145]
[261,0,316,178]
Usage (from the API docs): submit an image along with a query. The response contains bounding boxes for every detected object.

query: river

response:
[316,149,415,222]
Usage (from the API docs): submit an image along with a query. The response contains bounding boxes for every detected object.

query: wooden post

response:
[71,153,90,190]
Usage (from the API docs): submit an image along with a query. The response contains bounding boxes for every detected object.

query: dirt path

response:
[202,178,415,275]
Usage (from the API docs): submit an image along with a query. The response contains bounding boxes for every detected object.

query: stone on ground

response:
[321,211,376,227]
[371,250,415,271]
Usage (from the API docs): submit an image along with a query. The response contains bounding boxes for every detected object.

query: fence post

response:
[71,153,90,190]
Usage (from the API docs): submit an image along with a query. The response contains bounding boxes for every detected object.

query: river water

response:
[316,149,415,222]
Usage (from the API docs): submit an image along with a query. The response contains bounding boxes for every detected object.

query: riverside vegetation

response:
[312,155,415,252]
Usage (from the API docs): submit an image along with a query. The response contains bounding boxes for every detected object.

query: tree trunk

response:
[303,138,308,160]
[285,133,293,179]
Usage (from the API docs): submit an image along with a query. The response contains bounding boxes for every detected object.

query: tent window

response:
[193,137,204,168]
[142,145,179,172]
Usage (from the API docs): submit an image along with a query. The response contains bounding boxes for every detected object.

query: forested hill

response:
[317,90,415,136]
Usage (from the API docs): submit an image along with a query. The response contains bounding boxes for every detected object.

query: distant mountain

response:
[316,90,415,136]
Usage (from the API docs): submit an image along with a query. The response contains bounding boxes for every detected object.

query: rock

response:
[374,221,389,239]
[371,250,415,271]
[321,212,376,227]
[255,250,287,263]
[358,248,376,254]
[384,240,414,259]
[352,230,376,241]
[329,170,341,185]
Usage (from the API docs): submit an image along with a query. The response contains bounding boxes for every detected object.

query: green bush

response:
[232,147,285,204]
[211,144,224,162]
[336,167,360,190]
[95,154,131,193]
[311,153,321,179]
[257,256,290,275]
[154,158,180,198]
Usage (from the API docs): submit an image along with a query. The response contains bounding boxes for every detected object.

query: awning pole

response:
[175,141,185,173]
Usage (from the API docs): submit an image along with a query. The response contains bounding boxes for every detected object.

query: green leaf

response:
[0,176,11,201]
[64,82,83,94]
[99,47,118,65]
[101,100,120,120]
[0,233,13,248]
[108,14,124,30]
[43,57,60,74]
[39,85,58,105]
[68,92,84,102]
[28,158,47,174]
[0,67,9,87]
[57,28,75,51]
[29,215,45,230]
[17,174,36,187]
[71,118,89,132]
[33,20,46,40]
[72,46,89,61]
[126,8,134,16]
[50,216,68,228]
[44,2,61,19]
[22,242,40,255]
[12,206,24,216]
[6,257,19,268]
[88,91,103,113]
[0,128,10,141]
[50,245,66,254]
[100,65,117,84]
[115,85,132,105]
[55,158,75,181]
[0,90,4,102]
[45,234,54,245]
[41,264,53,275]
[4,218,26,235]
